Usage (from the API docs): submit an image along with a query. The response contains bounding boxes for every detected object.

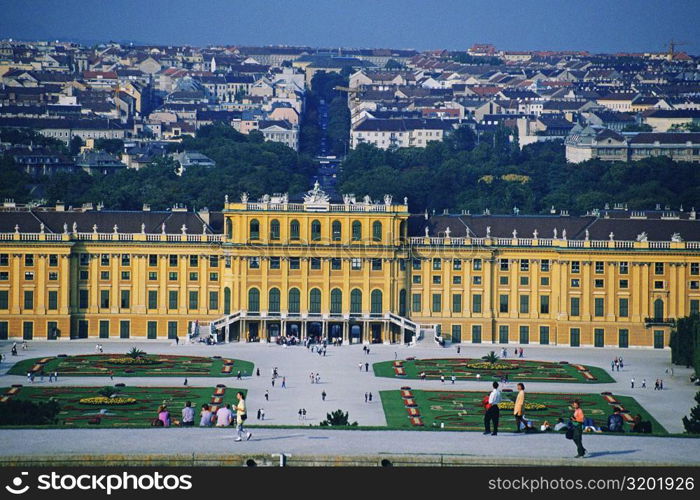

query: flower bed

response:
[78,396,137,405]
[498,401,547,411]
[107,357,160,365]
[466,362,517,371]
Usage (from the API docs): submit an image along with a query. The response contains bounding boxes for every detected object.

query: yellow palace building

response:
[0,183,699,349]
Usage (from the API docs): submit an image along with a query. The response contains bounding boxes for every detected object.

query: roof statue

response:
[363,195,372,205]
[92,224,98,233]
[303,181,330,205]
[72,222,77,233]
[240,192,249,203]
[224,194,229,204]
[63,222,68,234]
[281,193,288,204]
[636,231,648,242]
[343,194,352,205]
[533,229,538,239]
[161,223,166,235]
[141,223,146,234]
[262,194,271,203]
[113,224,118,234]
[14,224,19,234]
[404,197,408,205]
[424,226,429,237]
[585,229,590,241]
[671,232,683,242]
[486,226,491,238]
[384,194,393,206]
[553,228,558,239]
[181,224,187,235]
[609,232,615,241]
[39,223,45,234]
[512,229,517,239]
[445,226,451,238]
[562,229,567,240]
[202,224,207,235]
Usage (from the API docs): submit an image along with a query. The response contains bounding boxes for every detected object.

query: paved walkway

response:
[1,339,698,462]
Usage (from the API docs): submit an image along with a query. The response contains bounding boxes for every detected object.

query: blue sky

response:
[0,0,698,53]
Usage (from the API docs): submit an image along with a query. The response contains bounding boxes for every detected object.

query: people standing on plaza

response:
[358,363,363,371]
[642,378,646,389]
[660,379,664,390]
[631,377,635,389]
[322,390,327,401]
[570,400,587,458]
[271,377,275,387]
[302,408,307,420]
[513,383,525,433]
[316,373,321,383]
[181,401,195,427]
[298,409,303,420]
[457,345,461,354]
[282,376,286,388]
[260,409,265,420]
[234,391,252,441]
[200,404,213,427]
[368,392,372,402]
[257,409,261,420]
[40,370,44,382]
[265,390,269,401]
[519,348,524,358]
[27,371,32,383]
[451,375,456,384]
[175,335,179,345]
[611,360,615,371]
[53,370,58,382]
[483,381,501,436]
[48,371,54,383]
[256,368,260,377]
[440,374,445,383]
[654,379,659,390]
[236,370,242,380]
[184,378,188,386]
[365,392,368,403]
[365,362,369,372]
[619,357,624,369]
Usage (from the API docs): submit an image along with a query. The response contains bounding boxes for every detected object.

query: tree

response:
[320,409,358,427]
[622,123,652,132]
[670,315,700,370]
[682,391,700,434]
[94,139,125,155]
[482,351,500,363]
[69,136,84,156]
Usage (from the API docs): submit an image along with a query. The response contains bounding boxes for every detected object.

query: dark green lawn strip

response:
[374,358,615,384]
[7,355,254,378]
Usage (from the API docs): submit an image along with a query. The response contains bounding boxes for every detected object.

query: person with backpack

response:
[570,400,587,458]
[234,391,252,441]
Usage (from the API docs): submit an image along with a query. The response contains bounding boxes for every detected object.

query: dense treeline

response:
[337,126,700,214]
[299,70,350,156]
[0,124,315,210]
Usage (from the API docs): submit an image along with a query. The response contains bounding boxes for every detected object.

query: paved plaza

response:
[1,339,698,464]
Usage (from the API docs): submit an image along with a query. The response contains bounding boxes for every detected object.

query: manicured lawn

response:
[374,358,614,383]
[380,388,666,435]
[0,385,246,428]
[7,354,254,378]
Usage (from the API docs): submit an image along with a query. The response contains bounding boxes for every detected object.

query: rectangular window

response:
[619,279,628,289]
[571,261,580,273]
[571,278,580,288]
[331,258,341,270]
[473,276,482,285]
[0,321,7,340]
[49,255,58,267]
[99,320,110,339]
[453,276,462,285]
[472,325,482,343]
[189,272,198,281]
[570,297,580,316]
[121,271,130,280]
[451,324,461,343]
[413,275,421,284]
[691,300,700,315]
[189,255,198,267]
[48,290,58,310]
[79,270,88,281]
[619,298,629,317]
[372,259,382,271]
[120,290,130,309]
[595,261,604,274]
[691,263,699,275]
[595,279,604,288]
[147,321,157,339]
[169,255,178,266]
[500,258,509,271]
[654,280,664,289]
[1,271,10,281]
[119,320,130,339]
[453,259,462,271]
[619,328,629,348]
[311,258,322,270]
[0,290,7,309]
[24,254,33,267]
[691,281,699,290]
[351,258,361,270]
[499,294,508,313]
[249,257,260,269]
[49,271,58,281]
[412,293,422,313]
[169,272,178,281]
[473,259,482,271]
[148,290,158,309]
[289,257,300,270]
[168,290,178,309]
[148,254,158,266]
[540,259,550,272]
[594,328,604,347]
[519,295,529,314]
[499,276,509,285]
[101,254,110,266]
[210,256,219,268]
[594,297,604,317]
[433,258,441,270]
[655,262,664,275]
[100,289,109,308]
[148,271,157,281]
[189,291,198,310]
[541,276,549,286]
[539,326,550,345]
[23,290,33,309]
[432,294,442,313]
[209,291,219,310]
[269,257,280,270]
[0,254,8,266]
[413,259,422,270]
[209,272,219,281]
[80,253,90,266]
[520,276,529,286]
[168,321,178,339]
[472,294,482,313]
[452,293,462,313]
[121,254,130,266]
[23,321,33,340]
[619,261,629,274]
[519,325,529,344]
[570,328,580,347]
[520,259,529,272]
[432,275,441,284]
[540,295,549,314]
[100,271,110,280]
[79,289,89,309]
[499,325,509,344]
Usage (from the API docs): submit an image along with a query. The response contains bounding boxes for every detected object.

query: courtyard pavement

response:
[1,339,698,464]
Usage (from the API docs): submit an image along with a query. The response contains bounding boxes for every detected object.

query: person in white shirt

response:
[216,404,233,427]
[483,381,501,436]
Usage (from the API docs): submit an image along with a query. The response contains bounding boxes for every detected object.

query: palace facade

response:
[1,185,699,348]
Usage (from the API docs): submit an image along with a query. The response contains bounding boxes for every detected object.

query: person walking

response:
[234,391,252,441]
[631,378,635,389]
[483,381,501,436]
[260,409,265,421]
[282,376,286,388]
[256,368,260,377]
[53,370,58,382]
[368,392,373,403]
[184,378,188,386]
[265,390,269,401]
[175,335,179,346]
[365,392,368,403]
[298,409,303,421]
[322,390,327,401]
[571,400,587,458]
[271,377,275,387]
[642,378,646,389]
[302,408,307,420]
[48,371,54,383]
[513,383,525,433]
[365,362,369,372]
[440,375,445,383]
[451,375,456,384]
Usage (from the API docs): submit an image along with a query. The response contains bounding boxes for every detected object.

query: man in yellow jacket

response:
[514,383,525,433]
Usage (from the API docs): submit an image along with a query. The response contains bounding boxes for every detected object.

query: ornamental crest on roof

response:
[303,180,330,208]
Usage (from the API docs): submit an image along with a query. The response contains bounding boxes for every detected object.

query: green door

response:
[99,320,109,339]
[472,325,481,344]
[147,321,157,339]
[618,329,629,348]
[653,330,664,349]
[539,326,549,345]
[519,326,529,344]
[570,328,580,347]
[451,325,461,343]
[594,329,604,347]
[23,322,33,340]
[78,320,89,339]
[47,321,58,340]
[499,325,509,344]
[0,321,7,340]
[120,321,130,339]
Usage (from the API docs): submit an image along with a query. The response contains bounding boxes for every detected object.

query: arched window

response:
[288,288,300,313]
[330,288,342,314]
[311,220,321,241]
[309,288,321,314]
[399,289,407,316]
[290,220,300,240]
[249,219,260,240]
[268,288,280,313]
[248,288,260,312]
[371,289,383,314]
[350,289,362,314]
[270,220,280,240]
[225,219,233,239]
[332,220,342,241]
[653,298,664,320]
[352,221,362,241]
[372,221,382,242]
